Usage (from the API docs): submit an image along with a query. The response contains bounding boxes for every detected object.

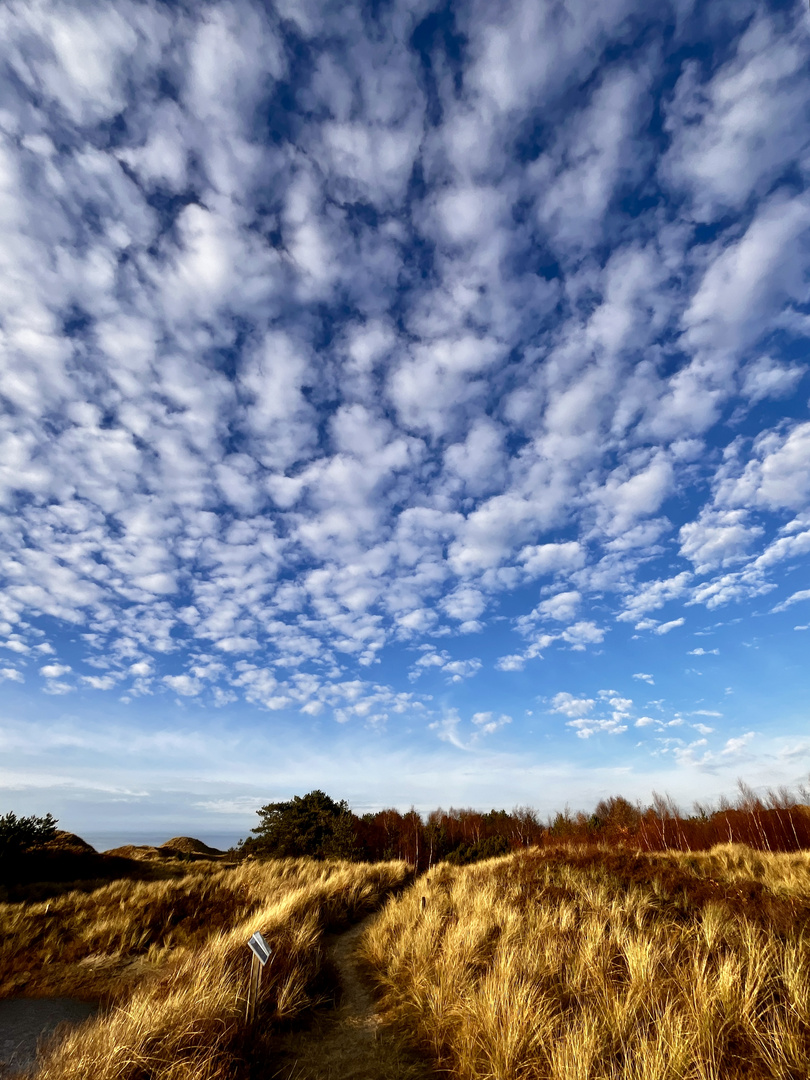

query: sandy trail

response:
[273,916,428,1080]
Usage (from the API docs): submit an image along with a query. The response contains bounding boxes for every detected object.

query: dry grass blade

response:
[359,845,810,1080]
[2,858,411,1080]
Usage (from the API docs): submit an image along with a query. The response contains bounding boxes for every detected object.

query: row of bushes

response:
[7,778,810,882]
[239,781,810,870]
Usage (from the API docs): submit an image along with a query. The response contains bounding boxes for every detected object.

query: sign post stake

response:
[246,931,272,1024]
[246,952,259,1023]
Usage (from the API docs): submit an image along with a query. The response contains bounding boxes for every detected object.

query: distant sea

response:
[80,831,246,853]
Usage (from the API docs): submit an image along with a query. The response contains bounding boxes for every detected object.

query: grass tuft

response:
[2,857,410,1079]
[360,845,810,1080]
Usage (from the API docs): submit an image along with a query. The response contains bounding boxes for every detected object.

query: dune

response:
[101,837,226,860]
[44,831,98,854]
[159,836,225,857]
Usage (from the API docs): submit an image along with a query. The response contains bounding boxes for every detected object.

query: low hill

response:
[44,830,98,854]
[103,837,226,861]
[160,836,225,857]
[103,843,164,859]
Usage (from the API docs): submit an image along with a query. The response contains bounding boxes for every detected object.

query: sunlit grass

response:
[360,845,810,1079]
[2,857,411,1080]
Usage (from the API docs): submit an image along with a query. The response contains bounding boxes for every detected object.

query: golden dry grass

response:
[2,857,411,1080]
[359,844,810,1080]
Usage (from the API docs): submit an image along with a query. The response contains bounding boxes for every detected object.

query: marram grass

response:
[359,845,810,1080]
[2,857,411,1080]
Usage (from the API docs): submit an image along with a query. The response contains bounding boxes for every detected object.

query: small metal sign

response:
[248,931,271,967]
[245,931,272,1023]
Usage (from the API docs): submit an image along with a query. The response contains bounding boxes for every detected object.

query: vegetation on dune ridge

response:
[0,822,233,903]
[5,774,810,886]
[360,844,810,1080]
[160,836,226,856]
[0,811,58,860]
[241,780,810,869]
[1,858,411,1080]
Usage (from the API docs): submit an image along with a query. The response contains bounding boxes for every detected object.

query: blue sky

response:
[1,0,809,839]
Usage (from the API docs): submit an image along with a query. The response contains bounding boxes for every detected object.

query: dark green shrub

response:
[445,834,511,865]
[0,811,58,860]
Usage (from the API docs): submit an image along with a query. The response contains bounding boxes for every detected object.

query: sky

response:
[1,0,809,842]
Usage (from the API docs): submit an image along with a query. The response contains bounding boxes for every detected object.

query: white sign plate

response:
[248,931,271,966]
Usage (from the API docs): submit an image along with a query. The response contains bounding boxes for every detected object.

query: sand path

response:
[272,916,428,1080]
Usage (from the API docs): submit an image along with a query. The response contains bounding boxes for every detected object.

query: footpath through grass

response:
[271,914,432,1080]
[360,844,810,1080]
[1,857,411,1080]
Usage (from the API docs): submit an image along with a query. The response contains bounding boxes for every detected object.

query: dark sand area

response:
[0,998,99,1076]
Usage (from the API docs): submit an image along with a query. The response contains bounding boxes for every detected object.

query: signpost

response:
[246,931,272,1023]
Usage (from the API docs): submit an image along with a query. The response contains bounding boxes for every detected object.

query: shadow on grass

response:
[1,851,237,904]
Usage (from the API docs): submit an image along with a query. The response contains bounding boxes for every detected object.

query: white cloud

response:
[471,711,512,736]
[388,335,503,439]
[194,796,263,816]
[215,636,260,654]
[691,723,714,735]
[567,717,628,739]
[721,732,755,756]
[672,738,710,767]
[550,692,595,718]
[518,542,585,578]
[593,453,673,538]
[654,618,685,635]
[495,654,525,672]
[429,710,465,750]
[536,591,581,622]
[561,621,605,649]
[679,509,762,573]
[442,659,482,684]
[536,66,652,251]
[717,422,810,514]
[410,650,481,684]
[81,674,118,691]
[754,528,810,572]
[618,573,692,623]
[687,647,719,656]
[0,667,23,683]
[42,681,73,696]
[40,663,71,679]
[661,12,810,221]
[2,638,31,654]
[632,673,654,684]
[162,674,202,697]
[441,587,486,623]
[8,5,141,126]
[771,589,810,613]
[413,650,446,670]
[525,633,557,660]
[741,356,804,404]
[690,567,775,610]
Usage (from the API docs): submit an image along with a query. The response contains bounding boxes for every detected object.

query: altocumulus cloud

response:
[1,0,810,815]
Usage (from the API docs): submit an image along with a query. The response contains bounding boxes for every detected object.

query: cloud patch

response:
[0,0,807,768]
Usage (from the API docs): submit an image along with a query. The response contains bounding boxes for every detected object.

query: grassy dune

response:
[2,857,411,1080]
[360,844,810,1080]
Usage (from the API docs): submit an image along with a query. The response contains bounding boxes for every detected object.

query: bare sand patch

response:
[0,998,99,1077]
